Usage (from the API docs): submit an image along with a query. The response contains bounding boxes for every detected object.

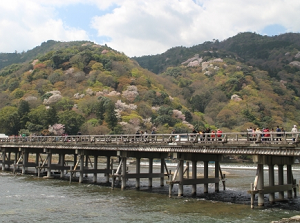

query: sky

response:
[0,0,299,57]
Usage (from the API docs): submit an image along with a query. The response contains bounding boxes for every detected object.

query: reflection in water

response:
[1,163,300,222]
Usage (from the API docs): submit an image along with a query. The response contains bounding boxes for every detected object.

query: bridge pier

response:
[215,161,220,192]
[149,158,153,188]
[93,155,98,183]
[136,157,140,189]
[115,151,169,190]
[178,159,184,196]
[257,164,264,206]
[22,149,29,174]
[278,164,284,200]
[268,164,275,203]
[59,153,65,178]
[2,150,5,171]
[79,154,84,183]
[160,158,165,187]
[121,157,127,190]
[192,160,197,196]
[167,153,223,197]
[249,155,297,208]
[204,161,208,193]
[47,151,52,178]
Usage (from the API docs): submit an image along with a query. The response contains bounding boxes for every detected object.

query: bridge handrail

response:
[0,131,299,144]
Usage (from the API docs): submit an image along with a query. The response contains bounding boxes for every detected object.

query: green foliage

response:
[173,123,190,133]
[0,64,21,77]
[55,98,74,111]
[104,101,118,129]
[58,110,85,135]
[153,115,178,127]
[87,118,99,127]
[0,106,20,135]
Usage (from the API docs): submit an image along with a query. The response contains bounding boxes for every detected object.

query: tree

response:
[18,100,30,130]
[0,106,20,135]
[27,105,48,128]
[45,106,58,126]
[58,110,85,135]
[105,101,118,130]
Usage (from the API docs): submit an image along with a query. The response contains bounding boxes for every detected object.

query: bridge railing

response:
[0,132,299,144]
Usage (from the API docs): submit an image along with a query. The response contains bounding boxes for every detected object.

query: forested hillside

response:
[0,41,198,136]
[0,32,300,136]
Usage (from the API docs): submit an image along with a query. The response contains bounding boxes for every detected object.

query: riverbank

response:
[272,215,300,223]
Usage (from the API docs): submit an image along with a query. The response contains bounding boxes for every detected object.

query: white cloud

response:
[0,0,300,56]
[91,0,300,56]
[0,0,88,53]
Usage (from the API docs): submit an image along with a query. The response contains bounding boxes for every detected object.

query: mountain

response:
[0,32,300,137]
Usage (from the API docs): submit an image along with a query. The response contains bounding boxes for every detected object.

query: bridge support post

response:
[22,150,28,174]
[148,158,153,187]
[121,157,127,190]
[35,152,39,175]
[8,152,11,169]
[287,164,293,199]
[60,154,65,178]
[1,150,5,171]
[85,155,89,177]
[47,151,52,178]
[215,161,219,192]
[93,155,98,183]
[106,156,110,183]
[160,158,164,187]
[136,157,140,189]
[178,159,184,196]
[79,154,84,183]
[278,164,284,200]
[192,160,197,196]
[268,164,275,204]
[15,151,19,172]
[204,161,208,193]
[257,164,264,206]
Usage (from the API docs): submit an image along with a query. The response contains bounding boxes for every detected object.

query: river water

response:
[1,163,300,223]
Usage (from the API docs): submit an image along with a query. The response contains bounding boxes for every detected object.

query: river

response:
[1,163,300,222]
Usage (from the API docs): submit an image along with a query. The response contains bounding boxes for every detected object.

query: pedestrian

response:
[291,125,298,141]
[211,130,215,141]
[276,126,281,141]
[144,130,148,139]
[263,128,270,141]
[136,130,140,141]
[247,127,253,141]
[217,129,222,141]
[255,128,262,141]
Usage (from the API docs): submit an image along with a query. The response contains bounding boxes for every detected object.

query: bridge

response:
[1,131,300,208]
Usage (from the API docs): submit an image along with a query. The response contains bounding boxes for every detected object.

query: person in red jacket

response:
[263,128,270,141]
[211,130,215,141]
[217,129,222,141]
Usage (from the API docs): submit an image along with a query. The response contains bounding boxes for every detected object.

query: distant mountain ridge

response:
[133,32,300,76]
[0,40,93,70]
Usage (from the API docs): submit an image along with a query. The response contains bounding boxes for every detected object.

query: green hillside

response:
[0,32,300,136]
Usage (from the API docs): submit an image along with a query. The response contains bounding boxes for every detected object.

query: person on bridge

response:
[255,128,262,141]
[276,126,282,141]
[247,127,253,141]
[211,130,215,141]
[263,128,270,141]
[291,125,298,141]
[217,129,222,141]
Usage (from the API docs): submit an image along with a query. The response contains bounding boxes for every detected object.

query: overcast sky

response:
[0,0,299,57]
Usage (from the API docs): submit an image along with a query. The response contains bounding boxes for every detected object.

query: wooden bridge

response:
[1,131,300,208]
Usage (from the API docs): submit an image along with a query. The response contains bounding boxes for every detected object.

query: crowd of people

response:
[247,125,299,141]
